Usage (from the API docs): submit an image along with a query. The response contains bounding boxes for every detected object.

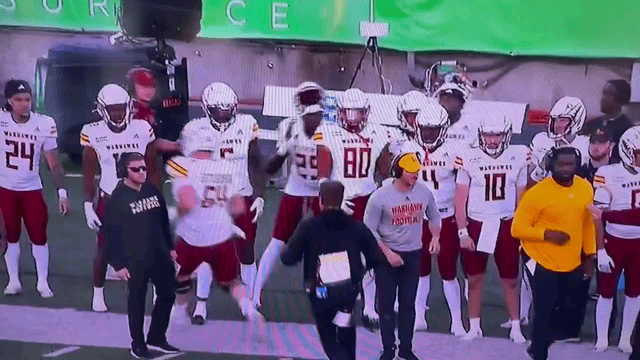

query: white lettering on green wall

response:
[272,3,289,29]
[90,0,109,17]
[227,0,246,26]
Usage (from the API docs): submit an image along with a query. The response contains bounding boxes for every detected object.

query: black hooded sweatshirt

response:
[281,208,387,292]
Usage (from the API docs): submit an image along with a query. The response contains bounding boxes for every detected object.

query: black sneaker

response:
[130,343,150,359]
[398,350,420,360]
[146,340,180,354]
[379,348,396,360]
[525,345,534,359]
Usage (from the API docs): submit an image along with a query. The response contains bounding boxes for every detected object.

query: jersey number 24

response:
[6,140,35,171]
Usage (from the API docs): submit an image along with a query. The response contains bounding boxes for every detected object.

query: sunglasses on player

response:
[128,166,147,173]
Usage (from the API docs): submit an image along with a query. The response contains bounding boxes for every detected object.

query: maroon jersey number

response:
[220,148,233,159]
[632,189,640,209]
[484,173,506,201]
[295,153,318,180]
[201,185,229,208]
[343,147,371,179]
[422,169,439,190]
[5,140,35,171]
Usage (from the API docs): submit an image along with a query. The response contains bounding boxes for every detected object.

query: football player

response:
[80,84,158,312]
[593,126,640,353]
[253,81,325,309]
[315,88,393,326]
[0,80,70,298]
[394,104,467,336]
[177,82,264,324]
[387,90,427,149]
[166,130,266,335]
[529,96,590,186]
[433,80,475,148]
[454,115,529,343]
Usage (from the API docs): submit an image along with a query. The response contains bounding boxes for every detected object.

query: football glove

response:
[597,248,615,273]
[250,197,265,223]
[84,202,102,231]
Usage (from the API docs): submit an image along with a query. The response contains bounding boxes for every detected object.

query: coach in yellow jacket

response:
[512,147,596,360]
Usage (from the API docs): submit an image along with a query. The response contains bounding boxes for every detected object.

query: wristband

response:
[57,188,68,199]
[458,228,468,238]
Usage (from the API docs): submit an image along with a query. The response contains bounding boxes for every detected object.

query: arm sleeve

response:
[603,208,640,226]
[358,223,387,270]
[582,208,597,256]
[280,218,310,266]
[424,188,441,225]
[104,196,126,271]
[511,189,547,242]
[159,193,174,250]
[363,192,383,242]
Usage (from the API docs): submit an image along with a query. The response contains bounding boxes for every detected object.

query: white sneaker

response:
[37,282,53,298]
[450,322,466,337]
[461,328,483,341]
[92,294,108,312]
[414,310,428,331]
[510,328,527,344]
[594,339,609,352]
[501,317,529,328]
[4,282,22,295]
[192,301,207,325]
[245,306,267,343]
[618,339,632,354]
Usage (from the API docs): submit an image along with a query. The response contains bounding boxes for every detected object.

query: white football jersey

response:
[0,111,58,191]
[277,117,321,197]
[166,156,242,247]
[529,132,590,182]
[387,126,413,157]
[80,120,155,195]
[315,122,390,199]
[593,163,640,239]
[181,115,258,197]
[446,112,478,151]
[456,145,530,221]
[398,140,457,218]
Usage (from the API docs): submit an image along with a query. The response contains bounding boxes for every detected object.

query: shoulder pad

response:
[165,156,189,179]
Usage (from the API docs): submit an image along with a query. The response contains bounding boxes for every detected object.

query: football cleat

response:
[594,339,609,352]
[37,282,53,298]
[3,282,21,295]
[414,309,428,331]
[461,328,483,341]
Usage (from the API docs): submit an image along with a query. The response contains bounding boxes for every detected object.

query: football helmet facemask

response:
[478,116,512,157]
[414,103,450,152]
[547,96,586,140]
[202,82,238,131]
[96,84,133,131]
[295,81,325,115]
[619,126,640,172]
[398,90,429,132]
[337,88,370,133]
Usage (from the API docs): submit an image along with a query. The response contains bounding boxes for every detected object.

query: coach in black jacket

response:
[281,180,386,360]
[104,152,179,358]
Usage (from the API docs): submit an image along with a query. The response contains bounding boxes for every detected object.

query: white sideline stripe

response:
[0,304,622,360]
[42,345,81,357]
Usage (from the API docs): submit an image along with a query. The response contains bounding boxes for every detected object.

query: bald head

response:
[319,180,344,209]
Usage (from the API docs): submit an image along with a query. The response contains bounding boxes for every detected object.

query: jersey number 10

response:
[6,140,35,171]
[484,173,506,201]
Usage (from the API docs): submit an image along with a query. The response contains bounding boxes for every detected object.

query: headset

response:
[116,152,144,179]
[545,146,582,173]
[390,153,416,178]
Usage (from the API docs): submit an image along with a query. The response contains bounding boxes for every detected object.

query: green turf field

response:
[0,166,630,360]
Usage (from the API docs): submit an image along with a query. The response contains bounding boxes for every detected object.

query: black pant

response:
[531,264,583,360]
[375,249,420,354]
[127,251,177,347]
[308,295,357,360]
[631,310,640,360]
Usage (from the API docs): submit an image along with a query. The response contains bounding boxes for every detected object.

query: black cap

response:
[4,80,32,99]
[590,126,613,143]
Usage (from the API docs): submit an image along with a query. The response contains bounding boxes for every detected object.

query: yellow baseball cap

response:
[397,153,422,174]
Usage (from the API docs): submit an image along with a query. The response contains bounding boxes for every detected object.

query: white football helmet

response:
[414,103,450,151]
[433,80,471,103]
[478,116,512,157]
[295,81,325,115]
[397,90,429,132]
[619,126,640,171]
[179,124,218,157]
[337,88,370,133]
[548,96,586,140]
[202,82,238,131]
[96,84,133,130]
